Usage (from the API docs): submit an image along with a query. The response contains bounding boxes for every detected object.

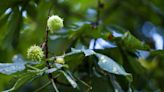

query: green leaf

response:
[3,72,37,92]
[91,76,114,92]
[149,50,164,56]
[1,6,22,49]
[95,53,132,82]
[0,0,17,16]
[26,3,37,20]
[0,13,10,28]
[64,52,84,71]
[49,37,72,55]
[120,32,150,50]
[64,49,95,70]
[126,55,147,75]
[0,74,13,91]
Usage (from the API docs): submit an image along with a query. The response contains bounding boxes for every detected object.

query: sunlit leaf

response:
[95,53,132,82]
[61,70,78,88]
[0,55,26,75]
[71,48,95,56]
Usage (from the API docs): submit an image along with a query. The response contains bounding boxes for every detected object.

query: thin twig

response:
[34,81,51,92]
[45,4,52,69]
[44,4,52,69]
[93,39,97,49]
[96,0,101,25]
[44,4,72,91]
[76,76,92,90]
[51,79,59,92]
[44,4,61,91]
[93,0,103,49]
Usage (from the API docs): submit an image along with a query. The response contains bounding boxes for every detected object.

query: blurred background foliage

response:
[0,0,164,92]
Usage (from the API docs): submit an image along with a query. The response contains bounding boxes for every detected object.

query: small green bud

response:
[47,15,64,33]
[55,57,65,64]
[27,45,44,62]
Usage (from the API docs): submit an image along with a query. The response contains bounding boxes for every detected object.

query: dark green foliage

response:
[0,0,164,92]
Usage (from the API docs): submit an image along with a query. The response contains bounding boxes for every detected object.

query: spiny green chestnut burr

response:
[55,57,65,64]
[27,45,44,62]
[47,15,63,33]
